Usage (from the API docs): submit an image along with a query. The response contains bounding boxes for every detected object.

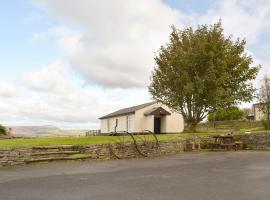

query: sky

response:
[0,0,270,129]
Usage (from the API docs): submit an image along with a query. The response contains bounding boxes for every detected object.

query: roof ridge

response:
[99,101,156,119]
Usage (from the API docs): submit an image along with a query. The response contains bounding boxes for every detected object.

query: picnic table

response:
[210,135,242,150]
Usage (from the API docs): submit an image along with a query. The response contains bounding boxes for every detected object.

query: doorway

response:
[154,117,161,134]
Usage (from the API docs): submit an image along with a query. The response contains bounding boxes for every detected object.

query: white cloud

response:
[2,0,270,128]
[0,82,19,98]
[34,0,186,87]
[199,0,270,44]
[0,61,150,129]
[20,60,73,93]
[34,0,270,88]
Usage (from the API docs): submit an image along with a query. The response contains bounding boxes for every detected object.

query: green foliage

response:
[208,107,244,121]
[149,21,260,132]
[0,124,7,136]
[262,119,270,130]
[197,120,263,132]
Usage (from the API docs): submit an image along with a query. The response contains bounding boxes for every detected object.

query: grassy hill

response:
[10,125,87,137]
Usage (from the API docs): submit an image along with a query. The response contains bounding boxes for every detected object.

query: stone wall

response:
[234,133,270,150]
[0,148,32,166]
[199,133,270,150]
[3,133,269,167]
[0,140,185,168]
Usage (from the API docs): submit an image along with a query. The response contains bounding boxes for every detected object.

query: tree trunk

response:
[267,104,270,120]
[187,122,197,132]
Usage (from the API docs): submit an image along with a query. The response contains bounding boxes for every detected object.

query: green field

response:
[0,134,183,149]
[0,128,268,149]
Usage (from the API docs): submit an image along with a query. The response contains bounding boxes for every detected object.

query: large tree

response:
[149,22,260,132]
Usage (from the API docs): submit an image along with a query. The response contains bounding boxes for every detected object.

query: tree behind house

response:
[149,21,260,132]
[208,107,244,121]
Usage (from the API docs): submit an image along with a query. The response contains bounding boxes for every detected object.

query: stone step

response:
[32,145,79,150]
[31,145,84,153]
[25,155,92,163]
[31,151,81,157]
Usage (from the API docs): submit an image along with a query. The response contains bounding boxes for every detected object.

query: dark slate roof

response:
[99,101,156,119]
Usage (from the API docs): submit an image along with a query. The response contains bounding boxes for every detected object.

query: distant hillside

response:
[10,125,87,137]
[11,125,60,137]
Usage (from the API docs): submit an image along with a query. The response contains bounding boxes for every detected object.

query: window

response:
[126,116,129,131]
[107,119,110,133]
[126,115,132,132]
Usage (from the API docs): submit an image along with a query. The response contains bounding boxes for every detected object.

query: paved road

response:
[1,151,270,200]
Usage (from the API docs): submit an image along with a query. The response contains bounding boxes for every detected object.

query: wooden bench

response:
[211,135,237,151]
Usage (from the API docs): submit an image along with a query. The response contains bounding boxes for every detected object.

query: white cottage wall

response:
[100,114,135,133]
[134,102,184,133]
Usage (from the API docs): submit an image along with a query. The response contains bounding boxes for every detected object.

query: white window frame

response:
[126,115,132,132]
[107,119,110,133]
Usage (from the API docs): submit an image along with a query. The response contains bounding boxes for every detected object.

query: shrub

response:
[262,120,270,130]
[0,124,7,136]
[208,107,244,121]
[197,120,263,132]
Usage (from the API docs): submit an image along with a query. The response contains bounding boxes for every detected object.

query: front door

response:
[154,117,161,134]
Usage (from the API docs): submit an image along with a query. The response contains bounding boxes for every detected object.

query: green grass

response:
[69,153,88,158]
[0,134,184,149]
[0,137,114,149]
[0,129,269,149]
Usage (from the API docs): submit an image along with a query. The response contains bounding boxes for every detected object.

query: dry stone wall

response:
[0,140,185,168]
[0,148,32,166]
[234,133,270,150]
[199,133,270,150]
[2,133,269,167]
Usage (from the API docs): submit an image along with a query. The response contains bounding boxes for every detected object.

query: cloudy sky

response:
[0,0,270,129]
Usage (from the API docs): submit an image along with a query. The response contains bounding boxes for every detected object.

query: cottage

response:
[99,102,184,134]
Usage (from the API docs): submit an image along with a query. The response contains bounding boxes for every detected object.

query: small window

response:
[127,115,132,132]
[107,119,110,133]
[126,116,128,131]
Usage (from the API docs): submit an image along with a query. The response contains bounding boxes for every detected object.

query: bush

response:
[208,107,244,121]
[262,120,270,130]
[197,120,263,132]
[0,124,7,136]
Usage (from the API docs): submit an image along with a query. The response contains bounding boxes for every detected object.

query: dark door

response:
[154,117,161,134]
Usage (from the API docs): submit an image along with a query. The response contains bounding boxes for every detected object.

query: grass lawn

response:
[0,129,269,149]
[0,134,183,149]
[0,136,114,149]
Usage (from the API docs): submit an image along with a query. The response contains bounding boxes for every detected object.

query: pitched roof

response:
[99,101,156,119]
[144,107,171,116]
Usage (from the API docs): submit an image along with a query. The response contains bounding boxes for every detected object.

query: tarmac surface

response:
[0,151,270,200]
